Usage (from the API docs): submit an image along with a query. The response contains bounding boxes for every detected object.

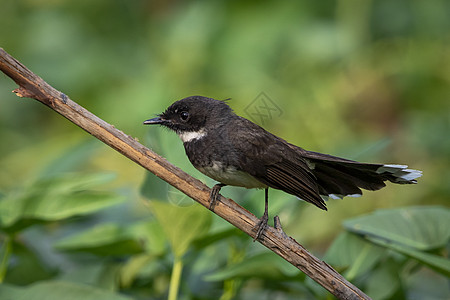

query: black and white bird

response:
[144,96,422,240]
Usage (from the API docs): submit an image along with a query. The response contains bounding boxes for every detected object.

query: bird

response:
[144,96,422,240]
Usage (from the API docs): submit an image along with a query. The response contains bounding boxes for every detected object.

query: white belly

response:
[197,162,267,189]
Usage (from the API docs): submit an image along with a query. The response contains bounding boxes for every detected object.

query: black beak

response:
[143,116,165,125]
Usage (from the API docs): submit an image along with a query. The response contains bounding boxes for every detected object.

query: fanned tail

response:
[302,151,422,200]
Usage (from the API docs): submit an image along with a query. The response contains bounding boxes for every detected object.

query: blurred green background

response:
[0,1,449,299]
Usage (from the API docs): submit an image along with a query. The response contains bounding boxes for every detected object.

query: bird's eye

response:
[180,111,189,121]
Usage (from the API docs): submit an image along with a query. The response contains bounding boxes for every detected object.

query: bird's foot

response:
[253,210,269,242]
[209,183,226,211]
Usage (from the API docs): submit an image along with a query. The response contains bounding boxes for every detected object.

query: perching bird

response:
[144,96,422,240]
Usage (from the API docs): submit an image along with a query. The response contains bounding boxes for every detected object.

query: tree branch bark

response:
[0,48,371,300]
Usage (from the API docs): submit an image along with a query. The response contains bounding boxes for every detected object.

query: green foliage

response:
[204,253,301,281]
[344,206,450,251]
[325,207,450,299]
[149,201,212,300]
[0,281,133,300]
[324,232,386,280]
[0,167,448,300]
[0,173,121,234]
[150,200,211,259]
[55,222,147,256]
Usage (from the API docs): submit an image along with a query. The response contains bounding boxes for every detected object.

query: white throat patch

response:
[178,129,207,143]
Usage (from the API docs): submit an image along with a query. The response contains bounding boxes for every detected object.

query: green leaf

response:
[344,206,450,251]
[343,206,450,277]
[149,201,211,258]
[58,262,121,291]
[140,172,169,201]
[193,228,242,249]
[119,254,154,288]
[405,267,450,300]
[120,256,167,287]
[365,259,401,300]
[0,280,133,300]
[324,232,385,280]
[0,173,123,233]
[0,283,22,299]
[40,140,99,177]
[131,221,167,256]
[4,240,55,285]
[54,222,144,256]
[204,253,300,281]
[368,237,450,277]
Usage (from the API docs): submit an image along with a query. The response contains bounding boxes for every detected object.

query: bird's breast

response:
[197,162,267,189]
[183,136,266,188]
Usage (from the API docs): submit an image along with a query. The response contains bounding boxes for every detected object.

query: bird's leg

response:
[209,183,226,211]
[254,188,269,241]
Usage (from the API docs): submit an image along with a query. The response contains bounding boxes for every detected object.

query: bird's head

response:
[144,95,233,142]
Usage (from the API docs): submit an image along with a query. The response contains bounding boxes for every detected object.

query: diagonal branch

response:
[0,48,370,300]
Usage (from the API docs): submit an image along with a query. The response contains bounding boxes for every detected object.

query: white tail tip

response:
[377,164,422,183]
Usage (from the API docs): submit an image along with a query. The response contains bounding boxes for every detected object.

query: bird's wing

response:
[227,117,326,210]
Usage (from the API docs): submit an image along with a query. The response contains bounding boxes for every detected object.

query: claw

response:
[254,211,269,241]
[209,183,226,211]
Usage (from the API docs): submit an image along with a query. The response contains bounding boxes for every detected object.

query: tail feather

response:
[376,164,423,183]
[302,151,422,199]
[313,169,363,199]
